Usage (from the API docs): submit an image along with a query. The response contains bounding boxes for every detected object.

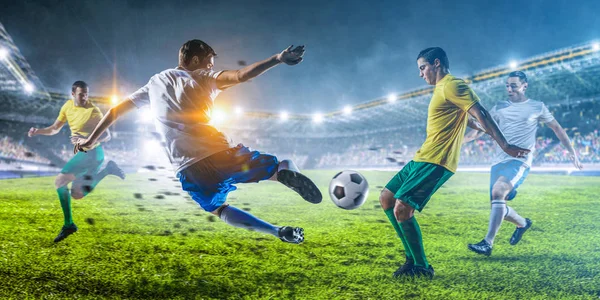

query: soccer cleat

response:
[392,257,414,277]
[394,264,434,279]
[510,218,532,245]
[53,224,79,243]
[468,240,493,256]
[278,226,304,244]
[106,160,126,180]
[277,169,322,204]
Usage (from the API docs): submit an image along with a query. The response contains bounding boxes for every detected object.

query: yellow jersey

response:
[413,74,480,172]
[56,100,104,148]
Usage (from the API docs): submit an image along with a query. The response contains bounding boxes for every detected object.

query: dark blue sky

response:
[1,0,599,113]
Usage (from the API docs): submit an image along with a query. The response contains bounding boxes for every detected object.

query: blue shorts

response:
[490,160,530,201]
[177,144,278,212]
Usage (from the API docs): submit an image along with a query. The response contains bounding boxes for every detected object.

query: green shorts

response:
[61,145,105,181]
[385,160,453,212]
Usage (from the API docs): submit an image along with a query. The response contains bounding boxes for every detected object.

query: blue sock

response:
[219,206,279,236]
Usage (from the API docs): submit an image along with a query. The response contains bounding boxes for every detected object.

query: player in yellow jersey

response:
[27,81,125,242]
[379,48,530,279]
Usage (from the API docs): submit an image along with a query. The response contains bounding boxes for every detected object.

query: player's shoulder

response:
[526,99,546,106]
[443,75,469,90]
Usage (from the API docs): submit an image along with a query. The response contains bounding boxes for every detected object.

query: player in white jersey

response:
[465,71,582,256]
[74,40,321,244]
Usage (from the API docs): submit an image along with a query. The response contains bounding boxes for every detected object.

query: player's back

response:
[128,67,235,173]
[148,68,222,126]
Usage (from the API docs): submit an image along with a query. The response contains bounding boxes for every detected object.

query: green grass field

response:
[1,170,599,299]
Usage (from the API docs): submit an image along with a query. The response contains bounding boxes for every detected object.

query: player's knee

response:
[491,186,509,200]
[71,189,84,200]
[211,204,229,217]
[379,190,395,210]
[54,178,67,189]
[394,200,413,222]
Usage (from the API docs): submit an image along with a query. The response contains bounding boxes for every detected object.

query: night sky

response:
[1,0,599,113]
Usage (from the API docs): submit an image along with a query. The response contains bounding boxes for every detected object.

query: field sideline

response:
[1,171,599,299]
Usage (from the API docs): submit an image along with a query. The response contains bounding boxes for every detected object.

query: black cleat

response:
[394,264,434,279]
[510,218,532,245]
[106,160,126,180]
[54,224,78,243]
[392,257,414,277]
[468,239,492,256]
[277,170,322,204]
[278,226,304,244]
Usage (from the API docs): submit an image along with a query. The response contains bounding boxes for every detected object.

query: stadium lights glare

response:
[210,109,227,125]
[343,105,353,115]
[144,139,160,152]
[234,106,244,116]
[593,42,600,51]
[509,60,518,70]
[280,111,289,121]
[387,93,396,103]
[313,113,323,123]
[0,48,8,60]
[23,82,34,93]
[111,95,119,104]
[140,109,153,123]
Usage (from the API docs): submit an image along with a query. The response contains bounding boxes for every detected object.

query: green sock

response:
[384,208,413,261]
[57,186,74,226]
[400,216,428,268]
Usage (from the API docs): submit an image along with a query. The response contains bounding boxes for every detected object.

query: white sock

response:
[504,206,527,227]
[219,206,279,237]
[484,200,507,245]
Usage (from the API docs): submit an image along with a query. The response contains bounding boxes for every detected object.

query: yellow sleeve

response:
[94,106,104,118]
[445,79,480,111]
[56,102,69,122]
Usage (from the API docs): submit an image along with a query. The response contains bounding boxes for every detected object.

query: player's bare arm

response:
[74,99,136,153]
[216,45,305,90]
[546,119,583,170]
[27,119,66,137]
[468,102,530,158]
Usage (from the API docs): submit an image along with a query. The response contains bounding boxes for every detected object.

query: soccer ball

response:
[328,170,369,210]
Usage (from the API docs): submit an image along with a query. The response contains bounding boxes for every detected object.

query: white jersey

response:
[490,99,555,167]
[128,68,235,173]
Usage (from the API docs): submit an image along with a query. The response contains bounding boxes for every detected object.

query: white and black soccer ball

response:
[328,170,369,210]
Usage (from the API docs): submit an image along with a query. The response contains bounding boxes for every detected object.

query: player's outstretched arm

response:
[27,119,65,137]
[546,119,583,169]
[216,45,305,90]
[74,99,136,153]
[468,102,530,158]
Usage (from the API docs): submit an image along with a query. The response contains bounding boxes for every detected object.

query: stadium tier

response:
[1,19,599,171]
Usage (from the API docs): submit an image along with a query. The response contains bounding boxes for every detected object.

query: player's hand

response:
[73,138,92,154]
[70,134,85,145]
[277,45,305,65]
[503,144,530,158]
[570,154,583,170]
[27,127,38,137]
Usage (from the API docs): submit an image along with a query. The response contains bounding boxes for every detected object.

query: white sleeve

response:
[538,103,555,123]
[489,105,499,122]
[192,69,224,91]
[128,82,151,108]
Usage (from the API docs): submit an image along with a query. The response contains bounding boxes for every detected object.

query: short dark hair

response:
[71,81,88,93]
[508,71,528,83]
[417,47,449,70]
[179,39,216,66]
